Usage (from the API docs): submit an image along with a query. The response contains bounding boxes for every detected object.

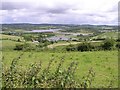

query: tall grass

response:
[2,54,96,88]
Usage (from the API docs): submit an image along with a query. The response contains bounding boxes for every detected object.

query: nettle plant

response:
[2,54,96,88]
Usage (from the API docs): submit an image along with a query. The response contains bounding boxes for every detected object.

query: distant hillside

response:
[92,31,119,40]
[1,24,118,32]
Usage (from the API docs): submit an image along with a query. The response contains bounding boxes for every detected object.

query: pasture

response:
[2,50,118,88]
[1,32,119,88]
[92,31,119,40]
[0,34,23,41]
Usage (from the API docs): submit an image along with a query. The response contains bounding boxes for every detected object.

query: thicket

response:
[77,43,93,52]
[66,39,117,52]
[101,39,115,50]
[14,38,118,52]
[14,41,53,51]
[14,43,36,51]
[66,44,77,51]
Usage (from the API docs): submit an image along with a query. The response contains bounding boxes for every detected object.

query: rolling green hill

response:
[92,31,119,40]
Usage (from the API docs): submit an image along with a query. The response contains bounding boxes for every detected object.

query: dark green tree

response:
[77,42,93,52]
[101,39,115,50]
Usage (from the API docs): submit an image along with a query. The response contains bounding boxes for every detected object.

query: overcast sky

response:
[0,0,119,25]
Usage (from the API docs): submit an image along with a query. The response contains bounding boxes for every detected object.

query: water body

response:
[25,29,61,33]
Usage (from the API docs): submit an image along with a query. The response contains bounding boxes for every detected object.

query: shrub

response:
[101,39,115,50]
[116,42,120,49]
[77,42,93,52]
[17,39,21,42]
[14,43,35,51]
[66,45,76,51]
[93,38,105,41]
[14,44,24,50]
[23,35,33,41]
[116,38,120,42]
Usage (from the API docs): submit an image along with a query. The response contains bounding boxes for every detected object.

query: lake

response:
[25,29,61,33]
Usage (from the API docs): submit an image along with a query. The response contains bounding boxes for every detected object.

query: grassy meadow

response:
[2,50,118,88]
[92,31,119,40]
[1,32,119,88]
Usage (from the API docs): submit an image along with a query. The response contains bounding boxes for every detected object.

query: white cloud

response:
[1,0,119,25]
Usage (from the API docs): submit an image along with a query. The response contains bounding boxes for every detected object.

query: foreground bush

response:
[2,54,95,88]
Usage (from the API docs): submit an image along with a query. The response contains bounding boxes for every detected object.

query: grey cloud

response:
[1,0,118,25]
[46,7,70,14]
[2,2,30,10]
[36,3,74,14]
[2,2,16,10]
[2,1,70,15]
[84,13,105,17]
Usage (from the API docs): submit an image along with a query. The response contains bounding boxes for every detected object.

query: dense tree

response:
[101,39,115,50]
[77,42,93,52]
[14,44,24,50]
[66,45,76,51]
[14,43,35,51]
[23,35,33,41]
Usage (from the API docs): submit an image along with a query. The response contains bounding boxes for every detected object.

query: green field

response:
[1,33,119,88]
[92,31,119,40]
[0,34,23,41]
[2,50,118,88]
